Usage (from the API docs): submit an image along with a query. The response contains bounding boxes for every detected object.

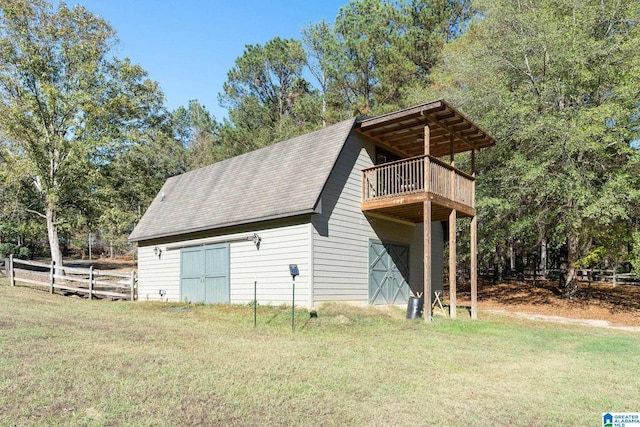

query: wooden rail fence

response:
[3,256,136,300]
[480,267,638,285]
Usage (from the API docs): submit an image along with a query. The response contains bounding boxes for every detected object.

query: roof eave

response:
[128,208,318,243]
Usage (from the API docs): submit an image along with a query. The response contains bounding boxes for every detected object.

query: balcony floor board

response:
[362,192,474,223]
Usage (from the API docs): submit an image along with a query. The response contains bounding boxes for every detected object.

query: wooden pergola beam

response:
[356,99,494,156]
[421,111,481,152]
[358,101,446,131]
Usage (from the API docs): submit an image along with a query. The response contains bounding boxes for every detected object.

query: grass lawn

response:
[1,282,639,426]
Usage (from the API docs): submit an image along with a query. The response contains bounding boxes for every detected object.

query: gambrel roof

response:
[129,118,357,242]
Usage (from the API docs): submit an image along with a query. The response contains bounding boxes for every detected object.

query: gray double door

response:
[369,240,410,305]
[180,243,230,304]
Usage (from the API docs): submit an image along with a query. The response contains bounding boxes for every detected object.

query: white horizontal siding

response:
[137,244,181,302]
[230,223,310,306]
[137,222,311,307]
[407,222,443,296]
[312,132,444,304]
[312,133,376,303]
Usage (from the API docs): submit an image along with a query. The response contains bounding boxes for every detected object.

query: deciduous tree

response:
[433,0,640,295]
[0,0,166,267]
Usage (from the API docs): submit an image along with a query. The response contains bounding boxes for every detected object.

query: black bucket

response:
[406,296,424,319]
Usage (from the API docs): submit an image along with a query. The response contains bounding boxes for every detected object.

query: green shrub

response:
[0,243,17,258]
[0,243,30,259]
[17,246,31,259]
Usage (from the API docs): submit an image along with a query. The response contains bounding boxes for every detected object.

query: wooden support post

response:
[424,124,431,197]
[471,149,476,176]
[449,134,455,165]
[423,124,432,322]
[49,260,55,294]
[448,141,457,318]
[449,210,457,319]
[9,255,15,287]
[424,125,430,156]
[130,271,136,301]
[470,215,478,320]
[424,200,432,322]
[471,151,476,209]
[89,265,94,300]
[470,156,477,319]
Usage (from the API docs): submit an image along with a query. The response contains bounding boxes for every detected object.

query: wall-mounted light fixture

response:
[252,233,262,249]
[154,246,162,259]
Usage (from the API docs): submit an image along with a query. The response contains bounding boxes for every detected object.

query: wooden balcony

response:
[362,155,475,223]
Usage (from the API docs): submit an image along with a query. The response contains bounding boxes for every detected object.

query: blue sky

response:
[73,1,348,120]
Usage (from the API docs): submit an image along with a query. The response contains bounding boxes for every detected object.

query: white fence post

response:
[49,260,55,294]
[130,271,135,301]
[88,266,94,300]
[9,255,15,287]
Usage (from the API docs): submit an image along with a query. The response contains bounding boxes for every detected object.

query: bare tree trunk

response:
[562,233,579,299]
[539,238,547,278]
[509,240,516,275]
[492,249,500,284]
[45,205,64,273]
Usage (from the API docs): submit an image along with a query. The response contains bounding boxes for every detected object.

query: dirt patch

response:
[451,279,640,328]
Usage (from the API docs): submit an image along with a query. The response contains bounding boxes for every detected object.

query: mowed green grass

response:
[1,283,639,426]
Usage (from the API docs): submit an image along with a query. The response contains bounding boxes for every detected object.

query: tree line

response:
[1,0,639,297]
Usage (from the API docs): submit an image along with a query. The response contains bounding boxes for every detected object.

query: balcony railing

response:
[362,155,474,208]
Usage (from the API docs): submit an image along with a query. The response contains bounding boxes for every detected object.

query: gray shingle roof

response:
[129,118,356,242]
